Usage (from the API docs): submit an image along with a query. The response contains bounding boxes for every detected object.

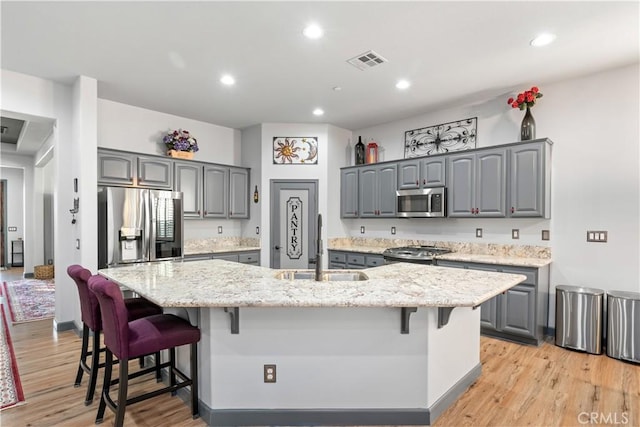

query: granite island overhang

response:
[98,259,526,426]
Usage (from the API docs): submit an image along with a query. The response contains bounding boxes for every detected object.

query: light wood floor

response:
[1,268,638,426]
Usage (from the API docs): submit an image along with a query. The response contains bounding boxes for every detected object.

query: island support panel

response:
[196,306,481,426]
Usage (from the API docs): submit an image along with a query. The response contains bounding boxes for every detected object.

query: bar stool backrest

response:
[67,264,102,331]
[88,275,131,360]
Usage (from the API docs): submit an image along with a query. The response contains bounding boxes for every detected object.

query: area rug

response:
[0,304,26,410]
[3,279,55,324]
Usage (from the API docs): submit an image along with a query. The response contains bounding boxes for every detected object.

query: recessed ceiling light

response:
[333,86,342,92]
[303,24,324,39]
[396,79,411,90]
[530,33,556,47]
[312,108,324,116]
[220,75,236,86]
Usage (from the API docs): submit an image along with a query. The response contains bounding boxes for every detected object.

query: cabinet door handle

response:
[274,245,281,250]
[204,211,207,215]
[423,179,426,185]
[197,210,201,215]
[416,180,419,186]
[511,207,515,214]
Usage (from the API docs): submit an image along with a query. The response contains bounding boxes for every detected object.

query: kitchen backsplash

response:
[184,237,260,253]
[329,237,551,259]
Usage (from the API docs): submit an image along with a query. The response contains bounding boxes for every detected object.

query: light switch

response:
[541,230,550,241]
[476,228,483,238]
[391,226,396,235]
[587,230,608,242]
[218,226,223,234]
[360,226,365,234]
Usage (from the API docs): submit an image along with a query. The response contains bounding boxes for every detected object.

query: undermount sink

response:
[275,270,369,281]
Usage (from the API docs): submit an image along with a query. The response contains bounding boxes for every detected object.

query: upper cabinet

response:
[398,157,446,190]
[99,148,250,220]
[98,150,136,186]
[359,163,397,217]
[340,168,359,218]
[98,149,172,189]
[229,167,249,219]
[137,156,173,189]
[508,142,551,218]
[448,148,507,218]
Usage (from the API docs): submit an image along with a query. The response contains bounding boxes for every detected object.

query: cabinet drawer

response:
[346,254,366,266]
[365,255,384,267]
[183,254,212,262]
[238,252,259,264]
[329,252,346,263]
[501,267,536,286]
[214,254,240,262]
[329,262,346,270]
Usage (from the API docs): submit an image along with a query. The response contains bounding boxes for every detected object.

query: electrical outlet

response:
[587,230,608,242]
[360,226,365,234]
[512,229,519,239]
[541,230,550,241]
[476,228,483,238]
[256,226,260,235]
[391,226,396,235]
[76,239,80,249]
[264,364,276,383]
[218,226,223,234]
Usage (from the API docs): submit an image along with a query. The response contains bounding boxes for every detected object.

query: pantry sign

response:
[286,197,303,259]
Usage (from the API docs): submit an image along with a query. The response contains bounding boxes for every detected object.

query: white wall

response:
[352,64,640,310]
[240,124,263,240]
[327,125,354,238]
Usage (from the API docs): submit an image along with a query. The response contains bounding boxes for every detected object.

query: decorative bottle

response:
[355,136,365,165]
[520,106,536,141]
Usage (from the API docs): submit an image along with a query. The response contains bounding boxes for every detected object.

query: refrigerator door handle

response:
[147,190,155,262]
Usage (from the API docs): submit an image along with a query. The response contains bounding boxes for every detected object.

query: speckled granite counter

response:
[184,237,260,255]
[98,259,526,308]
[329,237,551,268]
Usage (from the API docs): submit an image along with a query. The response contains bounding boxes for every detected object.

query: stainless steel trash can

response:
[607,291,640,363]
[555,285,604,354]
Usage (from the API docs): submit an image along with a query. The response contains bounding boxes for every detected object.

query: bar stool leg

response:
[114,358,129,427]
[95,349,113,424]
[190,342,199,418]
[74,324,90,387]
[169,348,176,395]
[85,329,101,405]
[155,351,162,382]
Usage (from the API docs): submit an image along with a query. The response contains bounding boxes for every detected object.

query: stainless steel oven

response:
[396,187,446,218]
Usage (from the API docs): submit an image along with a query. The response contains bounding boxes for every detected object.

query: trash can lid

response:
[607,290,640,300]
[556,285,604,295]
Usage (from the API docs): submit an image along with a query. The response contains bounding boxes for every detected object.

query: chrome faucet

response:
[315,213,323,281]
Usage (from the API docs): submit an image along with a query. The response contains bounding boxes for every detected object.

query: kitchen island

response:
[99,259,526,426]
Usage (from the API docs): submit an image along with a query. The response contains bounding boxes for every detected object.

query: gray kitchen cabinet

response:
[184,250,260,265]
[448,148,506,218]
[508,141,551,218]
[398,157,446,190]
[229,167,249,219]
[434,258,549,345]
[340,168,359,218]
[98,150,136,185]
[359,164,397,217]
[328,250,384,270]
[174,161,203,218]
[203,165,228,218]
[137,156,173,189]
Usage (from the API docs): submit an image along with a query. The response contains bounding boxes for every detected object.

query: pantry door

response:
[270,180,318,269]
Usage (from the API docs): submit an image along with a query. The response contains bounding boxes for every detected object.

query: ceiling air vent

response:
[347,50,388,70]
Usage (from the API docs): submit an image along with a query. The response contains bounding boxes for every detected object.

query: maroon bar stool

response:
[67,265,163,405]
[88,275,200,427]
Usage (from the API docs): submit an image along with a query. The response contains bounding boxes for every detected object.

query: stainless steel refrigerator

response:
[98,186,184,268]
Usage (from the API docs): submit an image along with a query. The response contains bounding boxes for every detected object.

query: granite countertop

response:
[328,238,552,268]
[98,259,526,309]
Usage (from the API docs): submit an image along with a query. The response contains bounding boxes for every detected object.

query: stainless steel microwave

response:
[396,187,447,218]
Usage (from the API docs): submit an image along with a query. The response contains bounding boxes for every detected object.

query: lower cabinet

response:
[328,250,384,270]
[435,259,548,345]
[184,250,260,265]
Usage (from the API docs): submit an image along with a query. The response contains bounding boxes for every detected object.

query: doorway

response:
[270,180,318,269]
[1,180,5,269]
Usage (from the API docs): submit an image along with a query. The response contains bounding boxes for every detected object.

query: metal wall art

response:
[273,137,318,164]
[404,117,477,158]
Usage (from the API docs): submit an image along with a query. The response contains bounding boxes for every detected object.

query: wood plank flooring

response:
[1,268,638,426]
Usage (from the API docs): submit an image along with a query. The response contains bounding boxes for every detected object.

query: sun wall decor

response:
[273,137,318,164]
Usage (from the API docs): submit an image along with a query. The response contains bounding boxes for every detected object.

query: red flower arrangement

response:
[507,86,543,110]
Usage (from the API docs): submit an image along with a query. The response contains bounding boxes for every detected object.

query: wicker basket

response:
[34,264,55,280]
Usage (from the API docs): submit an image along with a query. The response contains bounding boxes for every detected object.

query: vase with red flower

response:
[507,86,543,141]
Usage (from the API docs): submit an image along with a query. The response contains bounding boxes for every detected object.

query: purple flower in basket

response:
[164,129,199,152]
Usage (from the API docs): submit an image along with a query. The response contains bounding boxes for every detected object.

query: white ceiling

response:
[1,1,638,136]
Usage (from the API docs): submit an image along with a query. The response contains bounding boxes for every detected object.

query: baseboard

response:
[193,363,482,426]
[54,319,76,332]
